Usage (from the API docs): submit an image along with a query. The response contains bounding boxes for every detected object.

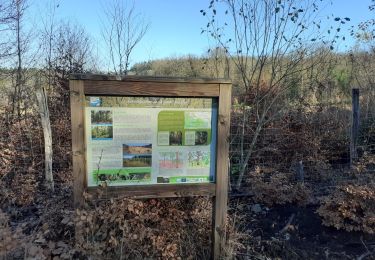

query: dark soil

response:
[234,201,375,259]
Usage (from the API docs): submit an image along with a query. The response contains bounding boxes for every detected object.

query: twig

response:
[357,252,371,260]
[96,149,104,185]
[229,191,254,198]
[357,236,373,260]
[279,213,295,234]
[360,236,370,252]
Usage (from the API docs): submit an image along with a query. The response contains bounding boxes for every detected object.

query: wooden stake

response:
[35,80,54,192]
[350,88,360,168]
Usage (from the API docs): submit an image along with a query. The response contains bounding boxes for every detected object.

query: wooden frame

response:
[70,74,231,259]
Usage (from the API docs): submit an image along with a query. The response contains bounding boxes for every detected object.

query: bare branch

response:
[101,0,149,75]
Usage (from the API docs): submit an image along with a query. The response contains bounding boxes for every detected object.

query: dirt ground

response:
[2,179,375,259]
[232,200,375,260]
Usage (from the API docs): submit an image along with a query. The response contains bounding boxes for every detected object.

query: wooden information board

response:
[69,74,231,259]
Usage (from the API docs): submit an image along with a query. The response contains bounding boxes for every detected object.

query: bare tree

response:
[14,0,25,118]
[202,0,348,190]
[39,0,60,90]
[52,21,93,80]
[7,0,30,119]
[37,10,93,191]
[101,0,149,75]
[0,0,16,60]
[350,0,375,119]
[203,47,231,78]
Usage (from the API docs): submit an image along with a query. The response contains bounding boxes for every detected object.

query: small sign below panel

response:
[85,96,218,187]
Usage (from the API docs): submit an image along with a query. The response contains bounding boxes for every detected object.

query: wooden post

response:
[70,80,86,207]
[213,83,231,259]
[35,81,54,192]
[350,88,360,168]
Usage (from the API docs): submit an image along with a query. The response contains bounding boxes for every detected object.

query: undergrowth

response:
[246,167,311,206]
[317,184,375,234]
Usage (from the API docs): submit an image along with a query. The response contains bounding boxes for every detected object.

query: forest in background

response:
[1,0,375,259]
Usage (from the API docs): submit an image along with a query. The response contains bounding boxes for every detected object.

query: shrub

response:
[317,184,375,234]
[0,210,24,258]
[75,195,213,259]
[246,167,311,206]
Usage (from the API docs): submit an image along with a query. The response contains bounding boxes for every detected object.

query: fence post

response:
[296,160,304,183]
[350,88,360,168]
[36,80,54,192]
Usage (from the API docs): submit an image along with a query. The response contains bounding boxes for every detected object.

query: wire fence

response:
[229,87,375,198]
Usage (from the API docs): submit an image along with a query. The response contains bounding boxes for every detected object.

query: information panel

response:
[85,96,218,186]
